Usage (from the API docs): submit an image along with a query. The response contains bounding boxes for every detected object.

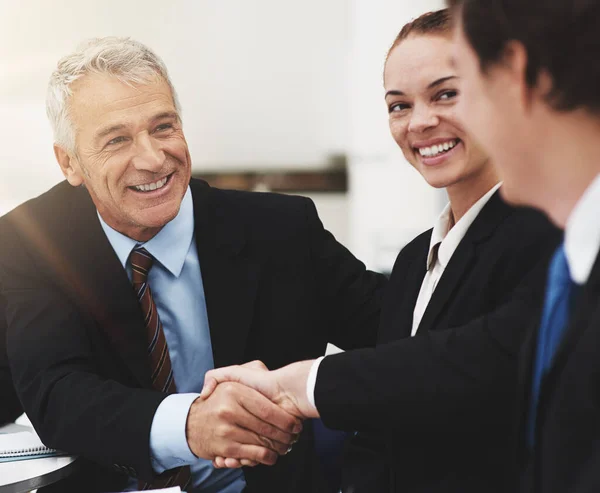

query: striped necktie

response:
[130,247,191,490]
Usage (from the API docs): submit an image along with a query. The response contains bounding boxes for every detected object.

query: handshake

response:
[185,359,320,469]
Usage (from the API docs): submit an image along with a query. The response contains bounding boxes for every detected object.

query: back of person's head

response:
[386,9,453,62]
[447,0,600,114]
[46,37,181,153]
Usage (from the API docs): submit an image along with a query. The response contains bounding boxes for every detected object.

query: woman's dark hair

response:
[448,0,600,112]
[386,9,453,64]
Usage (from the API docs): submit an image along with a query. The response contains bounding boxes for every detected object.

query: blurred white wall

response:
[0,0,445,271]
[347,0,445,271]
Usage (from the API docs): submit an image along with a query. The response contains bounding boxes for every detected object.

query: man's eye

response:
[155,123,174,132]
[107,136,126,146]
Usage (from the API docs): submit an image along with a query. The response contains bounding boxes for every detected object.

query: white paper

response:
[0,431,56,457]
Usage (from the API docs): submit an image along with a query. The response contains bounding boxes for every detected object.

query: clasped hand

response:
[192,359,317,469]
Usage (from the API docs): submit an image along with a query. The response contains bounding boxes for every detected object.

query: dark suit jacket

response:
[313,192,560,493]
[0,178,385,493]
[517,250,600,493]
[0,296,22,425]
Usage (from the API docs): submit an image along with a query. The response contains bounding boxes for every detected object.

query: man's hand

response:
[185,381,302,466]
[201,360,318,420]
[201,360,318,469]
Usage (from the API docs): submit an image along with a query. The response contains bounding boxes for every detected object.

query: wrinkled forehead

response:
[384,34,455,93]
[68,73,177,130]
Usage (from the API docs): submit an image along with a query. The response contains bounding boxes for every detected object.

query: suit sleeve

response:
[0,295,22,425]
[314,213,557,435]
[314,274,543,434]
[0,234,165,481]
[303,198,387,350]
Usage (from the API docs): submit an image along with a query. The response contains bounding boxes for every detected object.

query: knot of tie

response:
[130,248,154,285]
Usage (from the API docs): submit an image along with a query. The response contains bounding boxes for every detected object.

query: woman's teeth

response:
[134,176,168,192]
[418,139,459,158]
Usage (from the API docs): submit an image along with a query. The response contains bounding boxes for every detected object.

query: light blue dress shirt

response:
[98,187,246,493]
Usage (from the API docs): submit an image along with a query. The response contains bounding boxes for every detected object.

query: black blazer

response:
[517,250,600,493]
[313,192,560,493]
[0,178,386,493]
[0,296,22,425]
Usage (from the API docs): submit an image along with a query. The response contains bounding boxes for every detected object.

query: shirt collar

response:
[98,187,194,277]
[565,173,600,285]
[427,182,502,270]
[427,202,453,270]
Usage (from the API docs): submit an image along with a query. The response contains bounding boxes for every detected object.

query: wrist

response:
[279,360,320,419]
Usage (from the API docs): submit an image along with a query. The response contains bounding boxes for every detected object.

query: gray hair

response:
[46,36,181,154]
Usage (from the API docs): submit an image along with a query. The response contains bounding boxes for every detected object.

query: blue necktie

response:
[527,243,579,447]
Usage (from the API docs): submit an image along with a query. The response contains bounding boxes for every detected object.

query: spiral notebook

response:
[0,431,65,462]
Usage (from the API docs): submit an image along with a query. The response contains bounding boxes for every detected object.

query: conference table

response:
[0,421,78,493]
[0,455,78,493]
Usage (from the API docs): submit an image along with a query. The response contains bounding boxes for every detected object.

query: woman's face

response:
[384,33,490,189]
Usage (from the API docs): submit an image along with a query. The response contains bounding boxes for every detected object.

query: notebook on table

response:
[106,488,182,493]
[0,430,67,462]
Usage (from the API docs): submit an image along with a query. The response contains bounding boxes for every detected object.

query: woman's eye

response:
[437,90,458,101]
[389,102,410,113]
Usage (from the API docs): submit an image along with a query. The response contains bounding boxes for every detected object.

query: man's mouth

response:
[130,173,172,193]
[415,138,461,158]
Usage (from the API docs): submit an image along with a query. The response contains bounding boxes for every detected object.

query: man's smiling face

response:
[59,73,191,241]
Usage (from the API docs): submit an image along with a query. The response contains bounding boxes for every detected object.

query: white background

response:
[0,0,444,271]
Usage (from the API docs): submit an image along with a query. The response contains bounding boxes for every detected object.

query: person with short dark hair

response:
[201,9,560,493]
[446,0,600,492]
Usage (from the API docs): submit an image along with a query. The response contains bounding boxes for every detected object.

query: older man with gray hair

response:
[0,37,385,492]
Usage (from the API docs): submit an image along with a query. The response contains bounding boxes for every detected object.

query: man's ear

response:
[54,145,84,186]
[499,40,536,112]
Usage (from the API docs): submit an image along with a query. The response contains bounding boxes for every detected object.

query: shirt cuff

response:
[306,356,325,412]
[149,392,200,473]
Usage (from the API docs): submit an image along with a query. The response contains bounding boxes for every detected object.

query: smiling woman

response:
[383,9,498,222]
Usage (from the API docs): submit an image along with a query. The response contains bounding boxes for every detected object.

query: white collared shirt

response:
[564,173,600,285]
[411,182,502,335]
[306,182,502,410]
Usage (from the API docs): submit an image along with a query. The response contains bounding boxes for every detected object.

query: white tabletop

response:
[0,420,78,493]
[0,455,78,492]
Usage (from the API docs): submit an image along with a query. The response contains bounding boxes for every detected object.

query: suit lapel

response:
[382,240,428,342]
[190,180,259,369]
[18,184,152,387]
[417,192,512,334]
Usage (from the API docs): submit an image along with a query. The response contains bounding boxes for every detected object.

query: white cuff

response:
[149,393,200,473]
[306,356,325,412]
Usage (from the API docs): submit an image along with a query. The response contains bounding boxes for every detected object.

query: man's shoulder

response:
[0,181,90,266]
[0,180,79,231]
[191,178,313,226]
[488,201,561,249]
[198,180,308,210]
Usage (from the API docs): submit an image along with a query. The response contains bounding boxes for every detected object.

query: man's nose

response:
[131,134,165,172]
